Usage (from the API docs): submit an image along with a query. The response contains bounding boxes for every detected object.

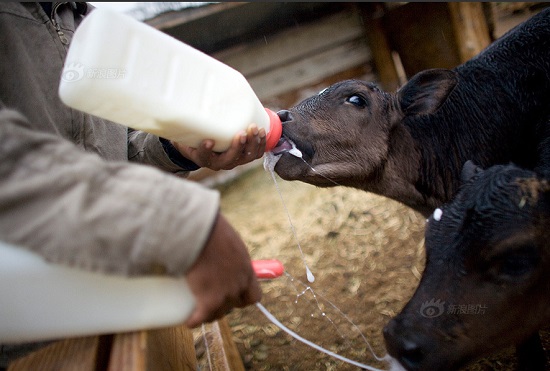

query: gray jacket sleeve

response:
[0,108,220,276]
[127,130,198,175]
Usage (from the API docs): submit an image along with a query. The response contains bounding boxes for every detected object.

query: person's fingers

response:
[186,299,225,328]
[256,128,267,158]
[242,125,266,161]
[236,280,262,308]
[201,132,245,170]
[193,139,216,168]
[171,124,266,170]
[185,288,252,328]
[184,293,260,328]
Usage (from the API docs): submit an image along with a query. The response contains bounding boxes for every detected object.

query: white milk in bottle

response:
[0,241,195,343]
[59,7,282,152]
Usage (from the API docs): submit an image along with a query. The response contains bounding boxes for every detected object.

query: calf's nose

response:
[277,109,293,123]
[383,319,425,370]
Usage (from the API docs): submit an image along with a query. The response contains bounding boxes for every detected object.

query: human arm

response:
[0,108,215,274]
[184,213,262,327]
[0,108,260,322]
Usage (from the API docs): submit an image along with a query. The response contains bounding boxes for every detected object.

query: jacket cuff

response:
[159,138,200,171]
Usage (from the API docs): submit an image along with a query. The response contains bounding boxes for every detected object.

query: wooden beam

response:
[7,319,242,371]
[8,336,100,371]
[145,325,197,371]
[107,332,146,371]
[248,39,371,100]
[106,325,199,371]
[145,3,247,30]
[213,10,368,78]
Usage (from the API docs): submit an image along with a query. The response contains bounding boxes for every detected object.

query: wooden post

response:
[201,318,245,371]
[448,2,492,62]
[356,3,401,91]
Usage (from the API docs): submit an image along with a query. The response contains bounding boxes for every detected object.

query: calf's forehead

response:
[297,80,383,107]
[426,166,539,255]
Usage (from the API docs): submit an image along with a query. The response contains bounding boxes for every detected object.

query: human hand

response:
[184,212,262,328]
[171,124,266,170]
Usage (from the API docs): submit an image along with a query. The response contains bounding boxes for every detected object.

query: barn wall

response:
[212,6,375,110]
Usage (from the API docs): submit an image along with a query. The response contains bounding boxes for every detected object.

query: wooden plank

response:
[146,325,197,371]
[8,336,100,371]
[249,39,372,100]
[106,326,198,371]
[262,64,377,111]
[146,3,247,30]
[213,10,368,78]
[6,319,241,371]
[108,331,146,371]
[447,2,492,63]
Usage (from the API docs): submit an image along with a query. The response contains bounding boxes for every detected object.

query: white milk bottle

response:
[0,241,195,343]
[59,7,282,152]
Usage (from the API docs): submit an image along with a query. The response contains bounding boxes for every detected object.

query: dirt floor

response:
[192,165,548,370]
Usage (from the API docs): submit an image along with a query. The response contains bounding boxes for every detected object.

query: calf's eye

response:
[492,244,539,281]
[500,253,536,277]
[346,95,368,108]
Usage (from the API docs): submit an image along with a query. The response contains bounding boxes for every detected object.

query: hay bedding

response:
[192,165,548,370]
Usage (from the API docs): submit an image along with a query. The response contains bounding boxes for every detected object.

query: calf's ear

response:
[461,160,484,184]
[397,69,458,116]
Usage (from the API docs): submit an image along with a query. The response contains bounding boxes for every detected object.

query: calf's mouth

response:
[271,137,294,156]
[271,135,314,159]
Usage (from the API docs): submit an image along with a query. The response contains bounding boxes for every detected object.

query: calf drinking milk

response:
[383,162,550,370]
[272,8,550,216]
